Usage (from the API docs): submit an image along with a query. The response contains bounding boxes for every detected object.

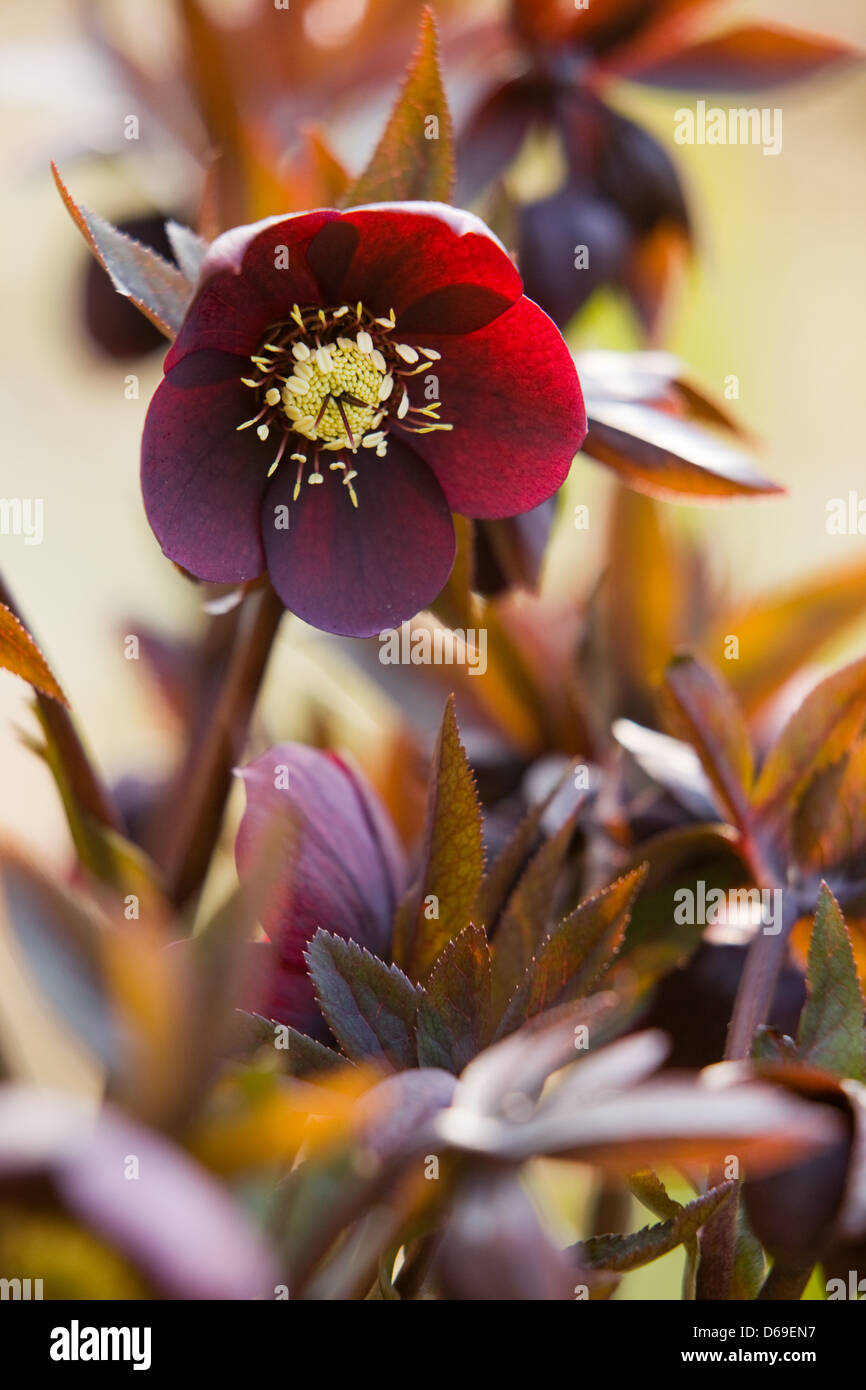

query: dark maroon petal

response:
[262,437,456,637]
[141,350,267,583]
[519,188,632,328]
[236,745,408,1030]
[397,295,586,519]
[310,204,523,335]
[457,78,552,204]
[166,210,339,369]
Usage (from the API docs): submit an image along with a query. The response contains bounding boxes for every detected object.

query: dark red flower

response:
[460,0,858,331]
[236,743,407,1035]
[141,203,586,637]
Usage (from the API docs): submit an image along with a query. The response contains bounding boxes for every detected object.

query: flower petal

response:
[309,203,523,335]
[397,295,587,518]
[236,745,408,1032]
[141,350,268,583]
[166,210,339,369]
[262,437,456,637]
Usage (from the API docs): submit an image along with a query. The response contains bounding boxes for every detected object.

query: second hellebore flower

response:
[141,203,586,636]
[236,743,407,1035]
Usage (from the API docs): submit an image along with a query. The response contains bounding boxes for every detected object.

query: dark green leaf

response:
[305,930,422,1068]
[417,924,492,1072]
[798,883,866,1081]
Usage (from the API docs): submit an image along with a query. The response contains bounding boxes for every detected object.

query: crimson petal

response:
[141,350,268,583]
[311,204,523,335]
[166,210,339,369]
[397,296,586,518]
[262,437,456,637]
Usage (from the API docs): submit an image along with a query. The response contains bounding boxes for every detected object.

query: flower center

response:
[238,302,451,508]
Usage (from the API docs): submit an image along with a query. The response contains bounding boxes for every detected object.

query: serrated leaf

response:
[241,1016,345,1077]
[752,655,866,820]
[53,163,192,338]
[342,8,454,206]
[628,1168,680,1222]
[471,797,547,935]
[498,866,647,1036]
[416,924,492,1073]
[662,653,753,828]
[490,812,578,1015]
[578,1184,733,1274]
[393,696,485,981]
[0,603,67,704]
[798,884,866,1081]
[305,930,422,1068]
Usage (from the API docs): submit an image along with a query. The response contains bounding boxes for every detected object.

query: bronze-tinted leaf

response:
[0,604,67,704]
[626,24,859,92]
[662,653,753,828]
[752,655,866,819]
[791,742,866,873]
[489,811,578,1016]
[393,697,485,981]
[603,489,686,699]
[343,8,455,206]
[498,866,646,1035]
[705,557,866,714]
[53,164,192,339]
[584,400,782,502]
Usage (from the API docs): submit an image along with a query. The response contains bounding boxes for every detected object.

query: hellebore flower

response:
[141,203,586,637]
[236,743,407,1035]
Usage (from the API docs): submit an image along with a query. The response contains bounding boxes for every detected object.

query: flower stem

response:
[155,582,284,910]
[757,1257,815,1301]
[697,828,793,1299]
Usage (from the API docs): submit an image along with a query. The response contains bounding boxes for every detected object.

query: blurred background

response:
[0,0,863,1291]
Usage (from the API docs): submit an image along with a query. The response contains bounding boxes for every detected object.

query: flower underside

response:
[237,301,451,508]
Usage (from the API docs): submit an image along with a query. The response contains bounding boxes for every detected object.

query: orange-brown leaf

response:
[0,603,67,704]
